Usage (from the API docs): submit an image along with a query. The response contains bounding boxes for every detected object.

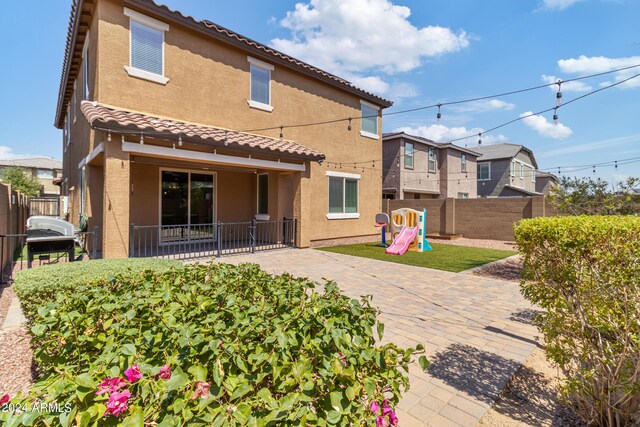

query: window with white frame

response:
[478,162,491,181]
[248,57,274,111]
[531,168,536,183]
[461,154,467,172]
[327,172,360,219]
[82,32,90,100]
[510,160,515,177]
[519,163,524,179]
[428,148,437,173]
[404,142,414,169]
[124,8,169,84]
[458,192,469,199]
[37,169,54,179]
[257,173,268,215]
[360,101,379,139]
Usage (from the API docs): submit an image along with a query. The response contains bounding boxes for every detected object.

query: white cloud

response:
[538,0,584,11]
[394,124,509,144]
[542,74,592,92]
[271,0,469,95]
[557,55,640,89]
[520,111,573,139]
[0,146,30,160]
[538,133,640,158]
[450,99,515,113]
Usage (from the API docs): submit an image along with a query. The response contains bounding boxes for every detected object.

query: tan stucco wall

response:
[88,0,383,250]
[441,149,477,198]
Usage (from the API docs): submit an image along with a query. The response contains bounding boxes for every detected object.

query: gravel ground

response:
[473,257,524,282]
[432,237,518,251]
[0,326,34,397]
[478,346,586,427]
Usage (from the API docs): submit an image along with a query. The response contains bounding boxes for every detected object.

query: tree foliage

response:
[2,166,42,197]
[549,176,640,215]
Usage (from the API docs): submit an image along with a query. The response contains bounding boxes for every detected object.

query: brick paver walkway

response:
[208,248,537,427]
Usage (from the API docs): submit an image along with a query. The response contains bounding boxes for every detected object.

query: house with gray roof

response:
[474,144,541,197]
[0,157,62,196]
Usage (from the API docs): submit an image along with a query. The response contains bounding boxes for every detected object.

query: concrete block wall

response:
[387,196,555,241]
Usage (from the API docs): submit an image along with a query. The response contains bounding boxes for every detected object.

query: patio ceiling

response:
[80,101,326,163]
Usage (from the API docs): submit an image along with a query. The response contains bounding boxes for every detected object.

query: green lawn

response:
[317,242,517,273]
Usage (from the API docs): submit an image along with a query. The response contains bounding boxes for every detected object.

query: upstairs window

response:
[404,142,414,169]
[37,169,54,179]
[461,154,467,172]
[510,160,515,177]
[248,57,274,111]
[428,148,437,172]
[124,8,169,84]
[360,101,379,139]
[519,163,524,179]
[531,168,536,183]
[478,163,491,181]
[82,32,90,100]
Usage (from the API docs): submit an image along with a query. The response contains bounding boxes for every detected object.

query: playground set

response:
[374,208,432,256]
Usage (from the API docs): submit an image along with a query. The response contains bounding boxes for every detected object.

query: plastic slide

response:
[385,226,419,255]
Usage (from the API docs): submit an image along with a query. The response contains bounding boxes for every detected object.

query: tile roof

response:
[81,101,325,162]
[0,158,62,170]
[55,0,392,128]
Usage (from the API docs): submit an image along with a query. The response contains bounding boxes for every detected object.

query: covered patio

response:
[80,101,324,259]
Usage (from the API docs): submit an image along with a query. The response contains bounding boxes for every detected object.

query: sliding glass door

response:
[161,170,215,243]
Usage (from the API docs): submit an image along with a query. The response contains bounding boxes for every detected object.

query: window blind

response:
[131,21,163,75]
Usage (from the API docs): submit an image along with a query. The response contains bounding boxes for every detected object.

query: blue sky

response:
[1,0,638,182]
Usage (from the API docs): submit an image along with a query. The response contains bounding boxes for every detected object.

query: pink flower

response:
[369,400,380,414]
[96,377,127,395]
[338,352,347,367]
[124,364,142,383]
[104,390,131,417]
[388,411,399,426]
[376,416,389,427]
[0,394,10,404]
[157,364,172,380]
[191,381,210,400]
[382,403,393,417]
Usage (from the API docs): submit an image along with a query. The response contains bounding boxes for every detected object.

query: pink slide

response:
[385,226,419,255]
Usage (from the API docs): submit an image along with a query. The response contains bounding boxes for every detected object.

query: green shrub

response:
[515,216,640,426]
[3,263,426,426]
[14,258,181,319]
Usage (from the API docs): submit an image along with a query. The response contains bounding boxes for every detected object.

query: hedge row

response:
[515,216,640,426]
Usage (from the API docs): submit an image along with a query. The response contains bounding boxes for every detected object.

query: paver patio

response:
[209,248,538,427]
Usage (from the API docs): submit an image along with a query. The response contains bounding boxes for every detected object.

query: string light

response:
[436,104,442,122]
[347,118,352,131]
[224,131,229,146]
[107,131,111,142]
[615,161,618,170]
[140,133,144,145]
[178,134,183,147]
[121,134,125,143]
[279,126,284,143]
[553,107,559,125]
[593,165,596,174]
[556,81,563,107]
[478,133,482,145]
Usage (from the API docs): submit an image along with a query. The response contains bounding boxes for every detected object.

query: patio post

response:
[216,222,222,257]
[293,219,298,248]
[92,226,99,259]
[129,224,135,258]
[250,220,256,253]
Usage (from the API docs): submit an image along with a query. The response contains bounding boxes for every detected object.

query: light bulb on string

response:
[478,133,482,145]
[279,126,284,143]
[615,161,618,169]
[347,118,352,131]
[107,131,111,142]
[121,134,125,143]
[593,165,596,174]
[224,131,229,146]
[140,133,144,145]
[553,107,559,125]
[178,134,183,147]
[436,104,442,122]
[556,81,563,107]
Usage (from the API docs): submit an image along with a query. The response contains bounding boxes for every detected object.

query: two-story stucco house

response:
[0,158,63,197]
[382,132,480,199]
[55,0,392,258]
[474,144,542,197]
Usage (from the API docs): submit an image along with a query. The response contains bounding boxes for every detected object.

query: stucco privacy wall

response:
[387,196,556,241]
[90,0,382,249]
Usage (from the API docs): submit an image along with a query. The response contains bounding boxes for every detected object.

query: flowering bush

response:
[2,263,426,426]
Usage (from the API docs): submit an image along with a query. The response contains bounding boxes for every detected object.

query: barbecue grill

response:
[26,216,77,268]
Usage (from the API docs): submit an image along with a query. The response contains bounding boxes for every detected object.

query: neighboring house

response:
[382,132,480,199]
[535,171,559,195]
[0,157,63,197]
[55,0,392,258]
[474,144,542,197]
